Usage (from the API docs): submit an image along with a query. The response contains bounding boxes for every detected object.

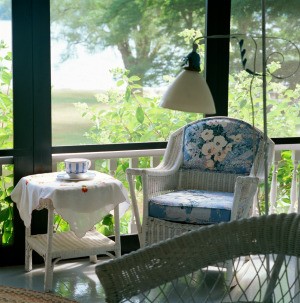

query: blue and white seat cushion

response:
[149,190,234,224]
[182,117,262,174]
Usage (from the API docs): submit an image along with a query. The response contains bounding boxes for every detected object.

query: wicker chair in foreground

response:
[96,213,300,303]
[127,117,274,246]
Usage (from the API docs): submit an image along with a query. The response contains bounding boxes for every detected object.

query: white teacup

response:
[64,158,91,176]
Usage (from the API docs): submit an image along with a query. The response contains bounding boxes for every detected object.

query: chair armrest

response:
[231,176,259,220]
[126,167,179,197]
[126,167,179,245]
[126,167,179,195]
[126,167,144,176]
[126,166,178,177]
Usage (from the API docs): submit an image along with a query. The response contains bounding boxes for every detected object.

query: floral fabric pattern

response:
[149,190,234,224]
[182,117,263,174]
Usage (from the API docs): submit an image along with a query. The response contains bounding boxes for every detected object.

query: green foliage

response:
[96,214,114,236]
[0,41,13,245]
[257,150,295,215]
[53,214,69,233]
[275,151,294,212]
[0,165,14,245]
[0,40,13,149]
[228,61,300,138]
[74,68,200,145]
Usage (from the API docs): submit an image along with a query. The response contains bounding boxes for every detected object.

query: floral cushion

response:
[149,190,234,224]
[182,117,263,174]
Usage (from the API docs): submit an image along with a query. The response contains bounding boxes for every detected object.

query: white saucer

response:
[57,171,96,181]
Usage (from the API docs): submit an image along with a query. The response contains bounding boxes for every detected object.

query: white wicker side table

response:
[11,171,130,292]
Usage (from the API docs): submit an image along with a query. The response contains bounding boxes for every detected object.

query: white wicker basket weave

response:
[96,213,300,303]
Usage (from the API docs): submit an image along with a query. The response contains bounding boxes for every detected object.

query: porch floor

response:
[1,256,292,302]
[0,257,109,302]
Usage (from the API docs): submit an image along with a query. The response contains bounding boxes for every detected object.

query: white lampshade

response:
[160,70,216,114]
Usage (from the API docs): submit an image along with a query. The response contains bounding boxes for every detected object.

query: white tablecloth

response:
[11,171,130,237]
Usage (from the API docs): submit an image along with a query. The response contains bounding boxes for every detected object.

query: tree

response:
[231,0,300,37]
[50,0,205,86]
[230,0,300,89]
[0,0,11,20]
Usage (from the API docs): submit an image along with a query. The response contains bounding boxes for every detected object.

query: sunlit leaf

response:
[136,107,144,123]
[125,88,131,101]
[102,214,113,226]
[129,75,140,82]
[240,99,247,108]
[0,208,10,222]
[116,79,124,87]
[98,225,112,236]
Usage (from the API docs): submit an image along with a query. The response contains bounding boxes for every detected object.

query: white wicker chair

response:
[96,213,300,303]
[127,117,274,246]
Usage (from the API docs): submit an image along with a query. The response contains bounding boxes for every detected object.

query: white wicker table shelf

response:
[11,171,130,292]
[26,230,116,260]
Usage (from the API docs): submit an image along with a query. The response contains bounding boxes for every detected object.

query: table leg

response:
[25,226,32,272]
[114,204,121,258]
[44,203,54,292]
